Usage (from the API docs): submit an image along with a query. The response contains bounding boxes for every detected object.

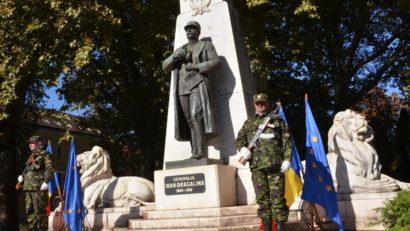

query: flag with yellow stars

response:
[301,95,344,231]
[63,138,85,231]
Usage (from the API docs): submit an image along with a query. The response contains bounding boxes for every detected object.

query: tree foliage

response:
[0,0,409,229]
[57,1,178,179]
[234,0,409,174]
[0,0,177,228]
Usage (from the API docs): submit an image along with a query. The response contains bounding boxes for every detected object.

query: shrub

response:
[376,189,410,231]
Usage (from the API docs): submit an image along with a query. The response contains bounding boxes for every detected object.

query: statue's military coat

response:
[162,40,220,141]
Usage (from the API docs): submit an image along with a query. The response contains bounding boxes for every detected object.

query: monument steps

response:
[129,214,259,230]
[140,205,259,220]
[125,205,308,231]
[125,224,260,231]
[127,205,261,230]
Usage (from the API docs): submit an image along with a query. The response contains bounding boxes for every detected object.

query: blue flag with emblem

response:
[63,138,85,231]
[301,95,344,231]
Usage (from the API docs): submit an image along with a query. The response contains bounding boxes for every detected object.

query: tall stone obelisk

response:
[161,0,256,205]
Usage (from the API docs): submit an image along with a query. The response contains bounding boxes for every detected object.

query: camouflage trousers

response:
[25,190,48,231]
[251,168,289,223]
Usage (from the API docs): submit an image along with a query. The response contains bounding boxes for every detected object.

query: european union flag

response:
[301,95,344,231]
[278,106,304,207]
[63,138,85,231]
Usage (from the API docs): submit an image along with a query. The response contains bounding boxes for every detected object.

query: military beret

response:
[28,135,41,143]
[253,93,268,103]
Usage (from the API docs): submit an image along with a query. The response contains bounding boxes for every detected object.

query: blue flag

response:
[301,95,344,231]
[63,138,85,231]
[46,142,60,197]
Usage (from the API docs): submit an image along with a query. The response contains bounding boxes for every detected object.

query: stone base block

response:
[48,206,141,231]
[154,164,237,210]
[165,158,224,169]
[310,192,396,230]
[235,167,256,205]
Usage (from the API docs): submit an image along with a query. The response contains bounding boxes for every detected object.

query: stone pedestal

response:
[165,158,224,169]
[310,192,396,230]
[154,164,237,210]
[48,207,141,231]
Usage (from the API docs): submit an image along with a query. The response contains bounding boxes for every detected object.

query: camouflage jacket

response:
[23,147,54,191]
[236,112,292,170]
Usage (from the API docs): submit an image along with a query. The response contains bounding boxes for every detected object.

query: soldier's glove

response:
[40,182,48,191]
[17,175,24,183]
[240,147,252,160]
[280,160,291,173]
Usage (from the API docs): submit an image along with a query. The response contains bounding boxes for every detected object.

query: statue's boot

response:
[191,121,207,159]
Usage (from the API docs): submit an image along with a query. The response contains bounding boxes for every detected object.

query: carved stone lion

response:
[76,146,155,209]
[327,109,409,193]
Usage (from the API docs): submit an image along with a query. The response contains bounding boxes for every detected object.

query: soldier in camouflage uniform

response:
[236,93,292,231]
[17,136,55,231]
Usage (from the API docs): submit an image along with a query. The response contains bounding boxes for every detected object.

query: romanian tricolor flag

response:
[46,141,60,215]
[278,106,304,208]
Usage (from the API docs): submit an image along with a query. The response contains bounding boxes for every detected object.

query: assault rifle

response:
[239,102,281,165]
[15,153,36,190]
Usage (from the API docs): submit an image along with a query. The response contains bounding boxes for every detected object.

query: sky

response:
[44,86,86,116]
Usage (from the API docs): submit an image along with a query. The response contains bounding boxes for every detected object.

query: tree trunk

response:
[0,76,31,230]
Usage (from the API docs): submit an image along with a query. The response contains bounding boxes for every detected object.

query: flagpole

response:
[300,168,323,231]
[302,93,343,230]
[301,96,323,231]
[53,172,64,231]
[64,136,74,231]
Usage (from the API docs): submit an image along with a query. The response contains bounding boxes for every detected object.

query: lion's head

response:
[77,146,113,189]
[333,110,372,140]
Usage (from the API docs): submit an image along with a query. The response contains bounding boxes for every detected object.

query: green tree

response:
[0,0,177,228]
[354,88,408,179]
[59,1,178,180]
[234,0,409,165]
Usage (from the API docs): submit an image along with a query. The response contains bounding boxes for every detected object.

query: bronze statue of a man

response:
[162,21,220,159]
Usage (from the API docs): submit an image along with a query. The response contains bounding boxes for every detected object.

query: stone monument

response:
[76,146,155,209]
[322,109,410,229]
[48,146,155,230]
[156,0,258,210]
[327,109,409,193]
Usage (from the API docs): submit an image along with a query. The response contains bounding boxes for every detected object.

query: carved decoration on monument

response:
[327,109,410,193]
[186,0,211,16]
[76,146,155,209]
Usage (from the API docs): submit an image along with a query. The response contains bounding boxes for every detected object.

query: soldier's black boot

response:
[263,221,272,231]
[276,222,284,231]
